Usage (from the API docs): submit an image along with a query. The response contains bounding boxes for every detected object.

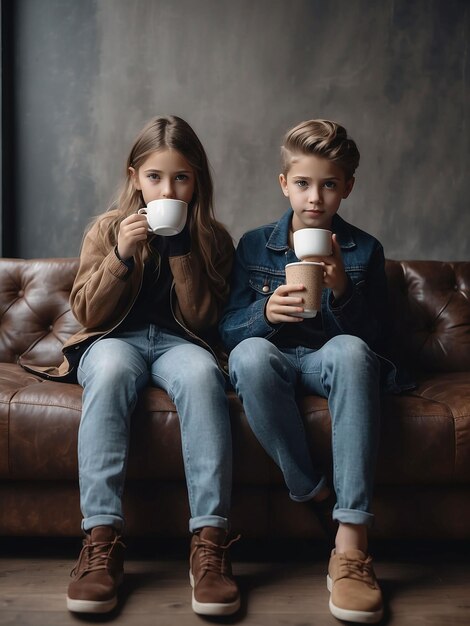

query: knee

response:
[229,338,283,390]
[80,355,142,389]
[171,348,223,392]
[323,335,379,373]
[229,338,270,373]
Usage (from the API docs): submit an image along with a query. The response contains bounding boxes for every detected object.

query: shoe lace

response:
[193,534,240,575]
[70,535,125,577]
[337,554,377,589]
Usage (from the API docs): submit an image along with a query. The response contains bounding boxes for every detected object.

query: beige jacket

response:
[21,210,234,379]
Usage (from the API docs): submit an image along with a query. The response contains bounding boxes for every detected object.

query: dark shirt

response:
[120,237,181,335]
[272,311,326,349]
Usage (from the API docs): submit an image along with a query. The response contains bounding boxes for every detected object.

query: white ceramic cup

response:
[285,261,323,318]
[293,228,332,260]
[138,199,188,236]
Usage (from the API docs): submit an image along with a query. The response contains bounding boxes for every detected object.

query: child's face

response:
[279,154,354,231]
[129,149,195,206]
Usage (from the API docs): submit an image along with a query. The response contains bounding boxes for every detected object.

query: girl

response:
[64,116,239,616]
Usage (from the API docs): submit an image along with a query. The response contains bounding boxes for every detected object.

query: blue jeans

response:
[228,335,380,527]
[77,325,232,533]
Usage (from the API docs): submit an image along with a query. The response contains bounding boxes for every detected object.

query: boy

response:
[219,119,402,623]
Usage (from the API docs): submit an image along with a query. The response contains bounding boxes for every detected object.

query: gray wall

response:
[8,0,470,260]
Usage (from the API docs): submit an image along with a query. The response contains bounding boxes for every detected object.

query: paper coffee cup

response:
[138,198,188,236]
[293,228,332,261]
[285,261,323,318]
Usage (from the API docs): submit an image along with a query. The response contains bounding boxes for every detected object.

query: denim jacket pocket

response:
[346,267,368,289]
[248,267,285,296]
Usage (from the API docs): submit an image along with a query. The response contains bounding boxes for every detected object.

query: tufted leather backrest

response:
[385,260,470,373]
[0,258,81,366]
[0,257,469,374]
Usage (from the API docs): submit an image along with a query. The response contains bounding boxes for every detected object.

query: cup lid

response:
[285,261,323,267]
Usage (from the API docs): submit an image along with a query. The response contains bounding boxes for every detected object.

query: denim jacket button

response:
[262,285,269,293]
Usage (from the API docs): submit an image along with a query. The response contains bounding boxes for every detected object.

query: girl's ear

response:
[342,176,355,199]
[129,166,141,190]
[279,173,289,197]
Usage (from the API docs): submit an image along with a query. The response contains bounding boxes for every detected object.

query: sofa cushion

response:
[0,363,47,476]
[6,363,465,488]
[300,381,463,486]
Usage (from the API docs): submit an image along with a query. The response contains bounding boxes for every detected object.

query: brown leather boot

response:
[189,526,240,616]
[67,526,125,614]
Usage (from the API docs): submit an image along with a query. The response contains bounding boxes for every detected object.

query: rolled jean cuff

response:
[333,507,375,527]
[82,514,124,533]
[189,515,229,533]
[289,475,328,503]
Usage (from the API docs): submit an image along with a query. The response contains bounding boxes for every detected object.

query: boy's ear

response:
[342,176,355,199]
[279,173,289,197]
[129,166,141,190]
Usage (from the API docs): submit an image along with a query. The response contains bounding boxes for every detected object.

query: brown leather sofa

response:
[1,257,469,539]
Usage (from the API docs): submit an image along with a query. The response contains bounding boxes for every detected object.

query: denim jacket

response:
[219,209,412,393]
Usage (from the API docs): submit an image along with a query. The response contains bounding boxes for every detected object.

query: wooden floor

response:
[0,537,469,625]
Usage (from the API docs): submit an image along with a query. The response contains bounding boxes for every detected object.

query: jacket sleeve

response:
[327,242,388,352]
[169,229,234,333]
[219,235,277,352]
[70,221,138,329]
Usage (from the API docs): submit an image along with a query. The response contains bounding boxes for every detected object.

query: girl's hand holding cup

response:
[117,213,149,260]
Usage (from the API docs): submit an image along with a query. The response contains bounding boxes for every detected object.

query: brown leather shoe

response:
[327,549,384,623]
[67,526,125,614]
[189,526,240,615]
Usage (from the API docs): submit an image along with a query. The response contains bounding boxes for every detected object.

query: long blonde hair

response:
[97,115,230,302]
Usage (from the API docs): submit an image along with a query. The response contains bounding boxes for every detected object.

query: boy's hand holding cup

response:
[283,228,333,319]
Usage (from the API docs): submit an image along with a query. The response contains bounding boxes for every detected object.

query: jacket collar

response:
[266,209,292,252]
[266,209,357,252]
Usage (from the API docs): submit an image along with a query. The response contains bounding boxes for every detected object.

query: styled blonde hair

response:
[95,115,230,304]
[281,119,360,180]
